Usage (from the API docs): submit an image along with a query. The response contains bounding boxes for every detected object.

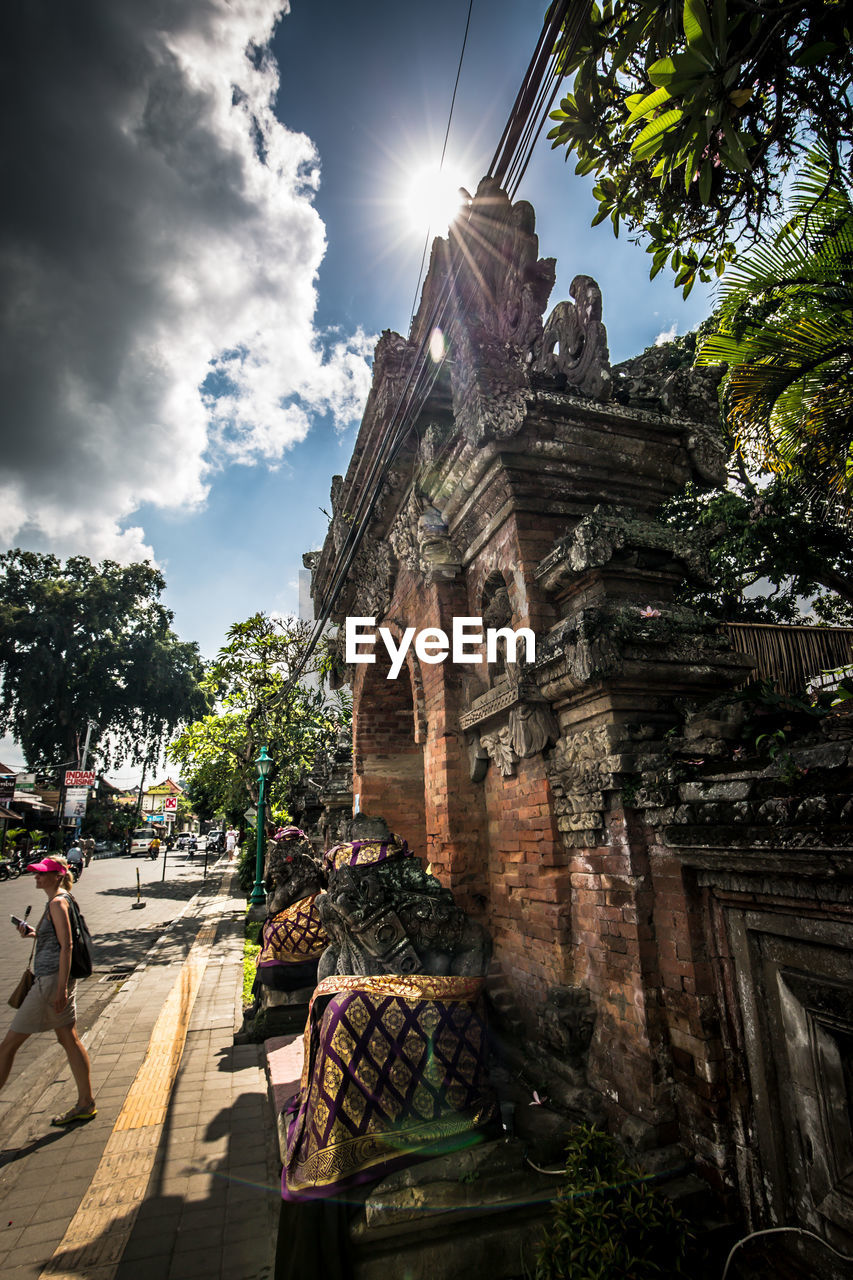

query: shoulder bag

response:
[8,938,36,1008]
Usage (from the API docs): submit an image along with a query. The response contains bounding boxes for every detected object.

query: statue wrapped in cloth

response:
[253,828,327,1001]
[281,816,496,1202]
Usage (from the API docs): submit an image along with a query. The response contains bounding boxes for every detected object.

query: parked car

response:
[205,829,225,853]
[129,826,160,857]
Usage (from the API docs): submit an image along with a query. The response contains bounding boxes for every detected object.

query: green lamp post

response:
[250,746,273,907]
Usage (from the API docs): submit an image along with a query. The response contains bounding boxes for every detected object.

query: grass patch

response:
[242,917,263,1008]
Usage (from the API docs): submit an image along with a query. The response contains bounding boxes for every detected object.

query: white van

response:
[129,826,160,857]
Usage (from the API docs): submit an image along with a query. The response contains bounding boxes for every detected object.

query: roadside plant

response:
[533,1125,690,1279]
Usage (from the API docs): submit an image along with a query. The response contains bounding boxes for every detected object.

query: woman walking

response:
[0,855,96,1125]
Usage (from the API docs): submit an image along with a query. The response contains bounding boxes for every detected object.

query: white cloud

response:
[654,323,678,346]
[0,0,373,562]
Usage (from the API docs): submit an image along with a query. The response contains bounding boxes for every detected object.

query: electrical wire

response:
[720,1226,853,1280]
[409,0,475,328]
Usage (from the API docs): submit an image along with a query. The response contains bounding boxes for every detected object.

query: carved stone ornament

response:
[479,725,517,777]
[388,492,421,573]
[389,493,462,582]
[546,722,616,847]
[450,324,532,448]
[534,276,612,402]
[317,816,492,980]
[536,505,710,594]
[450,178,556,352]
[685,422,728,486]
[350,533,396,622]
[461,677,559,779]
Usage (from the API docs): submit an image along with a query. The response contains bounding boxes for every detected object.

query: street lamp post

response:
[250,746,273,907]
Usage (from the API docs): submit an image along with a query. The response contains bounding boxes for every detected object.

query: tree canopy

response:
[548,0,852,293]
[168,612,349,827]
[696,145,853,515]
[0,550,207,770]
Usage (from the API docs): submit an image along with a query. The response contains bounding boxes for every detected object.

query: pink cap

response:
[26,856,68,874]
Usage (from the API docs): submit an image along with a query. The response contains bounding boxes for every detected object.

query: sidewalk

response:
[0,863,280,1280]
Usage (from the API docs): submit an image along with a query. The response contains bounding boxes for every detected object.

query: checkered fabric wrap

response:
[258,894,327,968]
[282,973,496,1200]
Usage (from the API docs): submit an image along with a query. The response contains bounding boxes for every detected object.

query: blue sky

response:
[0,0,715,775]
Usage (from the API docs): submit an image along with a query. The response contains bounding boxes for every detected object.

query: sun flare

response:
[403,164,468,237]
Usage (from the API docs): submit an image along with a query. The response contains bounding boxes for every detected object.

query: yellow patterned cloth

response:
[282,973,496,1200]
[322,836,410,873]
[258,894,327,969]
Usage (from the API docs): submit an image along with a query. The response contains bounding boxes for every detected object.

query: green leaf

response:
[624,84,672,126]
[699,157,713,204]
[683,0,714,57]
[795,41,837,67]
[630,108,685,159]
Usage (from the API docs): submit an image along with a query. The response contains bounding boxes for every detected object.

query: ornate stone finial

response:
[451,178,556,351]
[535,275,612,401]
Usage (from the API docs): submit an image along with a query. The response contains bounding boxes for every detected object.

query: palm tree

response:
[697,146,853,519]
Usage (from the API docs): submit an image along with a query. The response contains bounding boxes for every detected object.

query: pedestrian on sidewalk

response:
[226,827,238,861]
[0,855,97,1127]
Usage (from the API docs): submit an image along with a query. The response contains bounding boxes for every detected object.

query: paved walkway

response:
[0,863,280,1280]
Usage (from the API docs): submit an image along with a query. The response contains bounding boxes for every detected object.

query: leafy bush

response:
[534,1125,690,1280]
[237,843,257,895]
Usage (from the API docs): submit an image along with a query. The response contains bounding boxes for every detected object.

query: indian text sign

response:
[65,770,95,787]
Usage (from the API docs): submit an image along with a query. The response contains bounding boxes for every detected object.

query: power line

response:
[409,0,476,328]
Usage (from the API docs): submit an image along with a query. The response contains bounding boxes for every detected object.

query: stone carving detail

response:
[265,830,325,916]
[447,179,556,447]
[451,324,532,447]
[509,700,560,759]
[539,986,597,1067]
[388,492,421,573]
[389,493,461,582]
[350,533,395,620]
[611,340,729,482]
[453,179,556,352]
[317,815,492,979]
[461,676,559,779]
[536,505,710,594]
[535,275,612,401]
[418,504,461,580]
[546,723,616,847]
[686,422,728,486]
[480,725,517,777]
[465,730,489,783]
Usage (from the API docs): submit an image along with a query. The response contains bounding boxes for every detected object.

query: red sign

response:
[163,796,178,812]
[65,770,95,787]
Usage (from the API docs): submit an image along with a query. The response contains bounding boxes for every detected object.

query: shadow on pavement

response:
[40,1084,279,1280]
[0,1127,76,1170]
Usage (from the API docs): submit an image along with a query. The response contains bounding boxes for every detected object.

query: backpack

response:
[67,894,95,978]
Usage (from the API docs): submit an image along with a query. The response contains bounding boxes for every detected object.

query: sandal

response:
[51,1103,97,1126]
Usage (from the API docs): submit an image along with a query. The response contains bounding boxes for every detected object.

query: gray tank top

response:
[32,892,71,976]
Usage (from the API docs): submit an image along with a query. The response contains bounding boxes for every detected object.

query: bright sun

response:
[404,164,468,237]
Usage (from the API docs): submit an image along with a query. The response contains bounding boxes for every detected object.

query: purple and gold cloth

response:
[282,973,496,1201]
[322,836,411,873]
[258,894,327,970]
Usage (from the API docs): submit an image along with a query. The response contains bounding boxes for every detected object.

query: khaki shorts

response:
[10,974,77,1034]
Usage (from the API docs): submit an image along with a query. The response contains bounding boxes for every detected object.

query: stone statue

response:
[316,815,492,980]
[282,813,497,1201]
[249,828,328,1022]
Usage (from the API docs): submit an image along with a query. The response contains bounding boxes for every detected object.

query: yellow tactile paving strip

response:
[39,881,230,1280]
